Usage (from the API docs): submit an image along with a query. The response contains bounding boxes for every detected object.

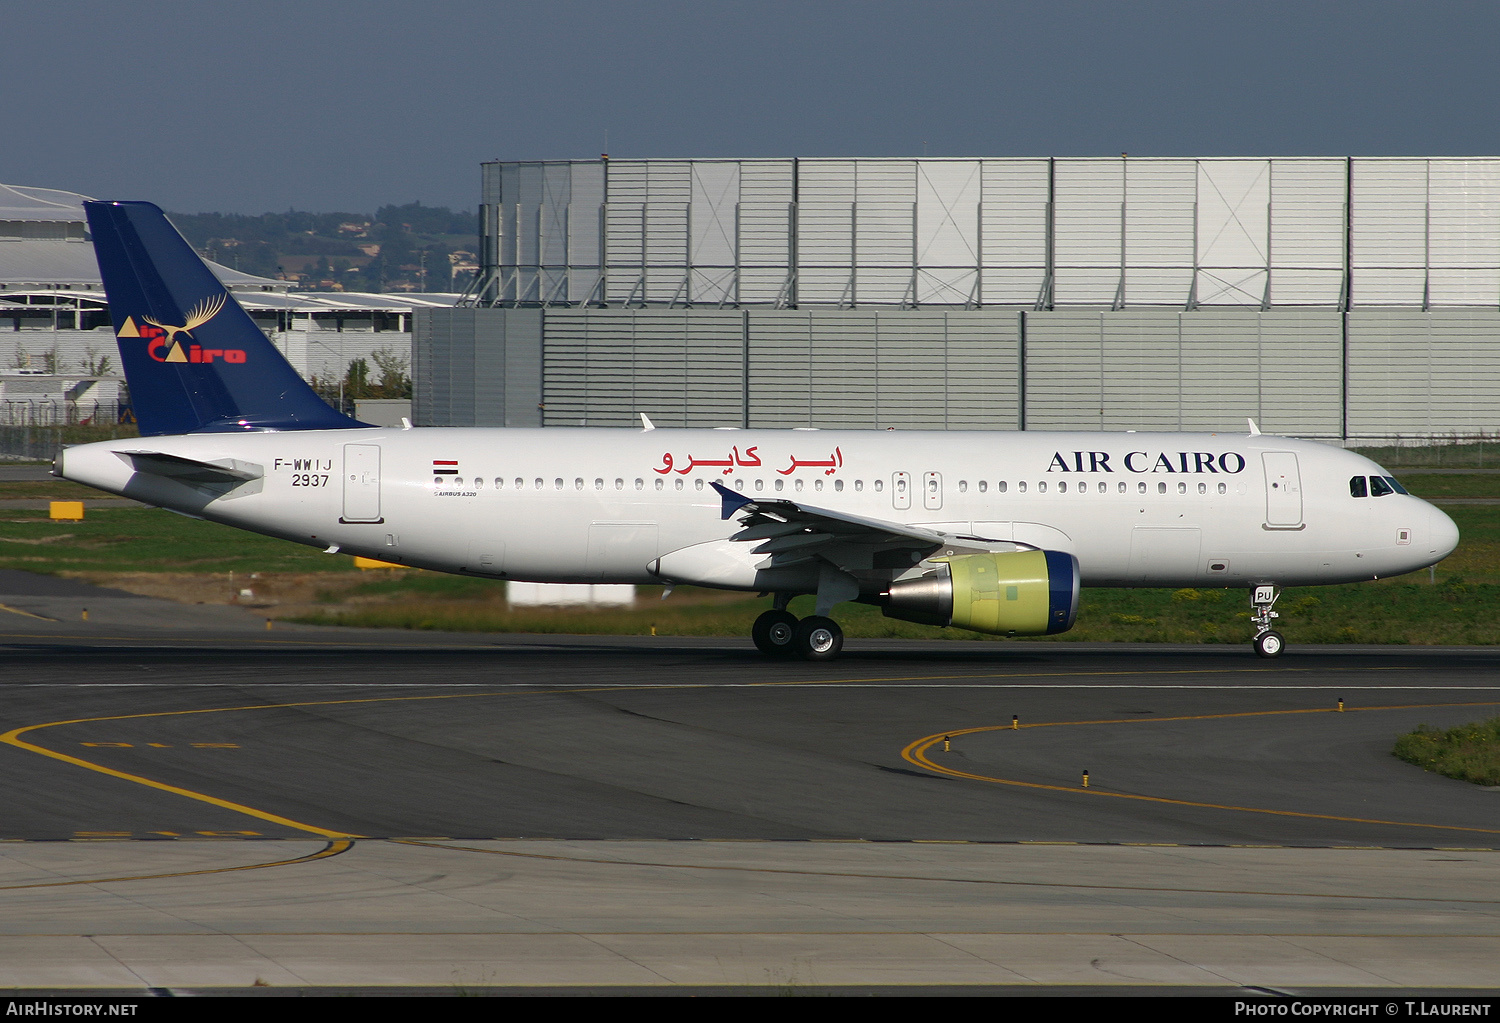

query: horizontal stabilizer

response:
[120,450,263,485]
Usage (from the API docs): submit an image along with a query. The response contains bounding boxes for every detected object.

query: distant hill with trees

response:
[166,202,476,293]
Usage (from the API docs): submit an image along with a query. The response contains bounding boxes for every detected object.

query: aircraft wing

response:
[710,481,1008,570]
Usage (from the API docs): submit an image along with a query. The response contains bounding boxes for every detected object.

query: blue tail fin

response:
[84,200,367,436]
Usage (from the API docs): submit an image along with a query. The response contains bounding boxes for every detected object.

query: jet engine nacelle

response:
[881,549,1080,636]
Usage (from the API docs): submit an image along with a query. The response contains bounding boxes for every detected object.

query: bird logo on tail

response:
[117,294,243,364]
[141,294,227,362]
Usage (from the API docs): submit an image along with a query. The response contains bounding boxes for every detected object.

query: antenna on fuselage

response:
[640,413,656,432]
[1247,418,1262,436]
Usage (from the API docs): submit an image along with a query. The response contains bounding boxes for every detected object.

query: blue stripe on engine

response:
[1043,549,1080,634]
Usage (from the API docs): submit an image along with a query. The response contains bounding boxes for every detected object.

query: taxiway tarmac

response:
[1,576,1497,992]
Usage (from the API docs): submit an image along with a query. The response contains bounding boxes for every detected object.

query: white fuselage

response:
[58,427,1458,593]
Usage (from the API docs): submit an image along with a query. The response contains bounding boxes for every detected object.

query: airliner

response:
[54,201,1460,661]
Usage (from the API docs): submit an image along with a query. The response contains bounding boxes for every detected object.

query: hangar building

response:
[425,157,1499,440]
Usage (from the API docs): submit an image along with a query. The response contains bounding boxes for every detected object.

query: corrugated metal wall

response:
[1347,310,1500,436]
[449,156,1500,440]
[1022,310,1342,435]
[416,304,1500,440]
[475,156,1500,312]
[415,308,541,427]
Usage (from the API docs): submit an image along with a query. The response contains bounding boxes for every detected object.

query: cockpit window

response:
[1385,476,1409,495]
[1349,475,1368,498]
[1369,476,1394,497]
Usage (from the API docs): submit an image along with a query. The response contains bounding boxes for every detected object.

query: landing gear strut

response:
[752,596,845,661]
[1251,584,1284,658]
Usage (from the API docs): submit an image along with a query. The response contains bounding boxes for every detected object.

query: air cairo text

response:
[1048,450,1248,474]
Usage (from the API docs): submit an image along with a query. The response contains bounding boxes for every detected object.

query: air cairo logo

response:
[115,294,246,364]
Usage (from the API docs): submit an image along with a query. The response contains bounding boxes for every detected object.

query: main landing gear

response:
[1251,584,1284,658]
[752,605,845,662]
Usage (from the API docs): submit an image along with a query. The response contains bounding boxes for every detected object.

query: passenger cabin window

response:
[999,481,1008,493]
[1350,475,1368,498]
[1369,476,1394,497]
[979,481,988,493]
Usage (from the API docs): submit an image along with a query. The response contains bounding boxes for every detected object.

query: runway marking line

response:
[0,604,57,622]
[902,700,1500,837]
[0,686,681,840]
[0,838,352,891]
[396,839,1500,905]
[5,680,1497,845]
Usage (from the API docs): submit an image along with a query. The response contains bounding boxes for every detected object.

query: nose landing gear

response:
[1251,584,1284,658]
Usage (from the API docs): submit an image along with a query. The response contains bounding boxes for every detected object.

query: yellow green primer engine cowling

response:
[880,549,1080,635]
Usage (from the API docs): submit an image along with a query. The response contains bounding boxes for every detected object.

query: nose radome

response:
[1428,505,1460,560]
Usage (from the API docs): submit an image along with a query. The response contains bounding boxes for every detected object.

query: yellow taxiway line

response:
[902,700,1500,837]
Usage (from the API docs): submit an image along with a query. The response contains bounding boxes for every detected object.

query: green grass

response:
[0,479,108,500]
[1394,474,1500,499]
[1354,442,1500,471]
[0,507,355,575]
[1393,717,1500,786]
[289,576,1500,645]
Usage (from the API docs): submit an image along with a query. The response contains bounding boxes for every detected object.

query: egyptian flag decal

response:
[432,460,459,476]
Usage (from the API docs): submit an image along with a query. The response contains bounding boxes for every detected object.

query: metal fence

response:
[0,402,137,460]
[0,401,134,427]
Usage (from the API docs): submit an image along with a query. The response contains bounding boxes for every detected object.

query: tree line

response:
[167,202,476,294]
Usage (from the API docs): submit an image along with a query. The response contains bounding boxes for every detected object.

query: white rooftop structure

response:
[0,183,452,408]
[0,182,461,313]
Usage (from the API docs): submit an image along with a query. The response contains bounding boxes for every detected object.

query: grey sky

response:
[4,0,1497,215]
